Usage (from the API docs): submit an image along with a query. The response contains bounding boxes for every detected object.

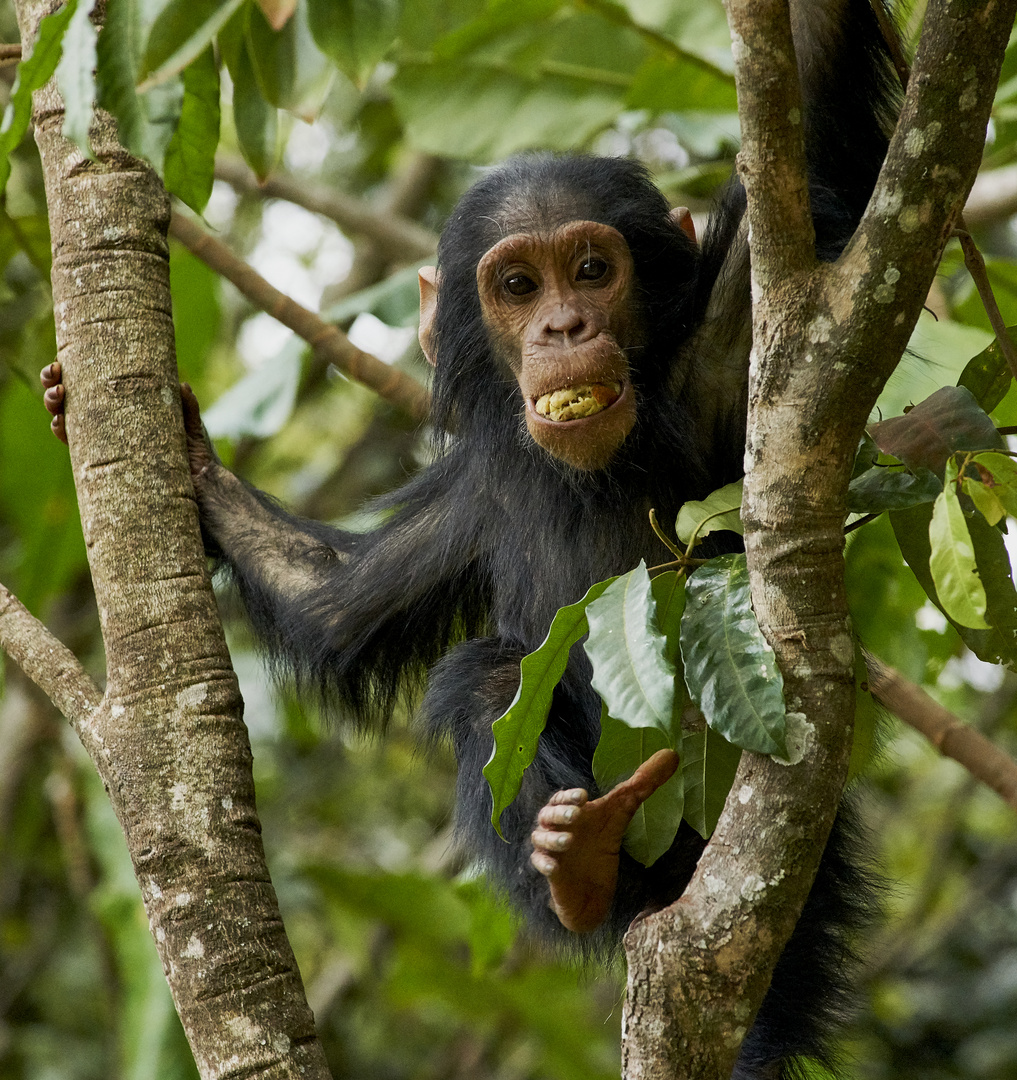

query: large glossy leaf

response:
[484,577,615,838]
[929,460,990,630]
[0,0,78,194]
[681,554,788,756]
[679,713,741,840]
[585,562,675,733]
[675,478,744,546]
[592,709,682,866]
[55,0,98,154]
[162,45,220,213]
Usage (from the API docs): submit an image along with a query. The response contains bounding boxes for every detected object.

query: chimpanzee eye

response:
[504,274,538,296]
[576,258,609,282]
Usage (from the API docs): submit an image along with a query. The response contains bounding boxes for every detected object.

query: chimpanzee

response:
[44,1,900,1074]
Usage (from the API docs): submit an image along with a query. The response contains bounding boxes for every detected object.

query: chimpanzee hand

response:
[179,383,220,494]
[40,362,67,443]
[40,363,219,495]
[529,748,680,933]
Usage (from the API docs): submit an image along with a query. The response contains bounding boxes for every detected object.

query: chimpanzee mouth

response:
[533,382,623,422]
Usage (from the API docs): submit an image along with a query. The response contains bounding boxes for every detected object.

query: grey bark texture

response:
[621,1,1017,1077]
[6,2,332,1076]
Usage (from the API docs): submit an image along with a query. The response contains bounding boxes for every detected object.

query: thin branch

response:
[954,221,1017,381]
[169,210,432,423]
[867,658,1017,812]
[0,42,22,64]
[0,581,101,725]
[213,157,439,261]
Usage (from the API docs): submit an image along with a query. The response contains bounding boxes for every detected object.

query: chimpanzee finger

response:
[531,828,573,853]
[50,413,67,444]
[546,788,588,807]
[40,361,62,390]
[538,803,580,828]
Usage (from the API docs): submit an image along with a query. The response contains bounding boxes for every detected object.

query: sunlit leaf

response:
[484,577,615,838]
[961,475,1006,526]
[928,461,990,630]
[585,562,675,733]
[676,478,744,546]
[973,450,1017,517]
[681,554,788,756]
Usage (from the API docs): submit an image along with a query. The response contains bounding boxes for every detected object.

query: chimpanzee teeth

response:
[534,382,622,422]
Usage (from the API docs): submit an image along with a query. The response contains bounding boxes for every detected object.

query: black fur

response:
[199,2,900,1075]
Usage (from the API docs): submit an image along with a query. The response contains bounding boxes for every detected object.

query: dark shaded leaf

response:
[846,465,942,513]
[868,385,1004,479]
[163,46,220,213]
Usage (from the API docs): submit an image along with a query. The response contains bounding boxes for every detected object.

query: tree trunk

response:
[8,2,332,1076]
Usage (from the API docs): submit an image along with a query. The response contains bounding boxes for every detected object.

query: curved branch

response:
[0,581,101,724]
[213,156,439,261]
[868,658,1017,811]
[169,210,432,423]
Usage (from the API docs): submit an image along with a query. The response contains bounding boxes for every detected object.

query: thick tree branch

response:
[213,156,438,261]
[169,210,431,423]
[12,1,333,1075]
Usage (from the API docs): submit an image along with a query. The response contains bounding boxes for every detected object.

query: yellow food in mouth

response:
[534,382,622,422]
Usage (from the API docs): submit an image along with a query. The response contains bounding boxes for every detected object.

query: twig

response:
[954,219,1017,382]
[169,211,432,423]
[213,157,438,262]
[0,581,101,725]
[0,42,22,65]
[866,656,1017,812]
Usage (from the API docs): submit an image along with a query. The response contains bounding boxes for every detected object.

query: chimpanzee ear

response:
[670,206,697,246]
[418,266,439,367]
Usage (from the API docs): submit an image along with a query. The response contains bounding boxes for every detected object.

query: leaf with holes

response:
[681,554,788,756]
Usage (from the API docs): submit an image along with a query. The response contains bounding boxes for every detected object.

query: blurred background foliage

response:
[0,0,1017,1077]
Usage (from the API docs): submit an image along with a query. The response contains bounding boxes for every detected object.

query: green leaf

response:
[625,54,735,112]
[678,715,741,840]
[584,562,675,733]
[307,0,400,84]
[846,465,942,514]
[246,0,333,117]
[163,46,220,213]
[973,451,1017,517]
[484,577,615,838]
[928,461,990,630]
[958,327,1017,413]
[961,476,1006,526]
[0,0,79,195]
[681,553,788,756]
[592,709,682,867]
[169,243,221,383]
[139,0,246,91]
[675,478,744,546]
[220,7,279,178]
[55,0,98,155]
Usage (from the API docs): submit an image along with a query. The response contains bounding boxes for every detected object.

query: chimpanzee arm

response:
[186,394,488,721]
